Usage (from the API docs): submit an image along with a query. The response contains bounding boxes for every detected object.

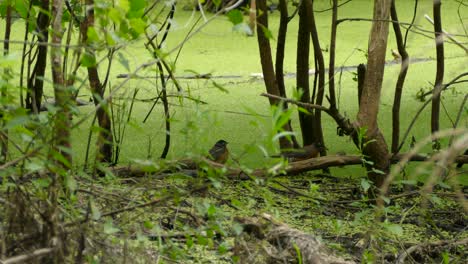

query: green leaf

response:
[33,178,51,188]
[0,1,8,17]
[81,52,97,67]
[87,27,100,43]
[90,200,101,220]
[14,0,28,18]
[232,222,244,236]
[130,0,146,12]
[64,173,77,193]
[196,235,208,246]
[108,7,122,24]
[384,223,403,236]
[207,204,216,218]
[226,10,243,25]
[360,178,371,192]
[437,181,451,190]
[261,25,274,40]
[381,195,391,204]
[103,220,120,234]
[105,32,116,46]
[371,168,385,175]
[117,52,130,71]
[118,0,129,12]
[218,242,229,254]
[129,18,146,35]
[143,221,154,229]
[25,160,44,172]
[212,0,221,7]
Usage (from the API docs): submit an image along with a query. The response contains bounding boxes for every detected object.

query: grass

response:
[1,1,467,177]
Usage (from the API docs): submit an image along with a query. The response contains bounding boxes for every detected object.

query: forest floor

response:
[80,165,467,263]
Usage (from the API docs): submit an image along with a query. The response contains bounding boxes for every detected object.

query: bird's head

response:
[216,139,228,146]
[215,139,228,147]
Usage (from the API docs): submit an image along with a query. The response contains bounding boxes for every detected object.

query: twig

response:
[396,238,468,264]
[0,248,55,264]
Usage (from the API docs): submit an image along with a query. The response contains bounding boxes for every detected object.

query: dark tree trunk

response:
[80,0,113,164]
[276,0,289,100]
[431,0,444,147]
[256,0,292,149]
[356,0,392,188]
[305,0,326,155]
[26,0,50,114]
[390,0,410,154]
[1,4,12,163]
[275,0,298,147]
[357,64,366,107]
[328,0,338,112]
[296,0,314,146]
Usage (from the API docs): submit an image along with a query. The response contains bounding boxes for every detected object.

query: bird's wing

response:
[209,147,224,159]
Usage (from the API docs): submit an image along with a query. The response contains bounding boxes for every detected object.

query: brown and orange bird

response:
[208,139,229,164]
[272,142,325,162]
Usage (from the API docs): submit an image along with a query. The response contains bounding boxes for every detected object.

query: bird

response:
[271,142,325,162]
[208,139,229,164]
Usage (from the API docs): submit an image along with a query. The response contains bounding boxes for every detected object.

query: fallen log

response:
[109,154,468,179]
[234,213,356,263]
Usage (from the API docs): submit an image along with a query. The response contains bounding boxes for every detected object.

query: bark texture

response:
[356,0,392,188]
[296,0,314,145]
[390,0,410,154]
[26,0,50,113]
[49,0,67,260]
[305,0,326,155]
[80,0,113,164]
[256,0,292,148]
[431,0,444,145]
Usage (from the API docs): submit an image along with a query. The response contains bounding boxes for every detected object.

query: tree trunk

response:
[296,0,315,146]
[1,4,12,163]
[328,0,338,112]
[276,0,298,147]
[80,0,114,164]
[305,0,326,155]
[248,0,256,36]
[431,0,444,149]
[26,0,50,114]
[356,0,392,188]
[256,0,292,149]
[49,0,67,261]
[390,0,410,154]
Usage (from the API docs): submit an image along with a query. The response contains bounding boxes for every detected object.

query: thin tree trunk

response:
[19,1,33,108]
[248,0,256,36]
[328,0,338,111]
[296,0,314,146]
[357,64,366,107]
[356,0,392,188]
[26,0,50,114]
[1,4,12,163]
[256,0,291,149]
[390,0,410,154]
[80,0,113,164]
[431,0,444,148]
[276,0,298,147]
[305,0,326,155]
[49,0,67,260]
